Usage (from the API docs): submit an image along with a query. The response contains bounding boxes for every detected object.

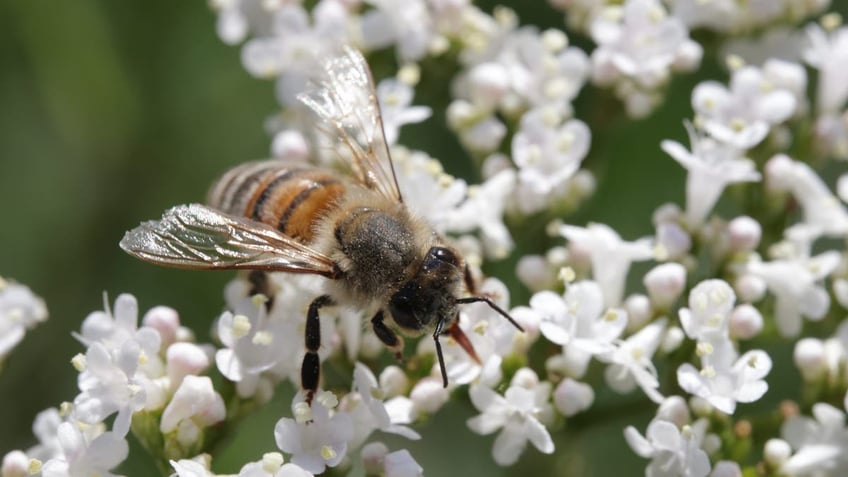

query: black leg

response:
[302,294,334,404]
[371,310,404,360]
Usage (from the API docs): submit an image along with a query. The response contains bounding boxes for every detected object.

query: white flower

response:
[383,449,423,477]
[745,227,840,337]
[590,0,699,89]
[171,456,215,477]
[466,383,554,466]
[780,403,848,476]
[512,106,591,214]
[677,347,772,415]
[532,281,628,378]
[765,154,848,237]
[678,280,736,343]
[661,123,760,226]
[804,24,848,113]
[560,222,653,306]
[444,169,516,258]
[74,340,150,437]
[601,318,667,403]
[691,64,797,149]
[274,396,354,474]
[391,147,467,232]
[625,419,711,477]
[40,422,128,477]
[361,0,433,62]
[0,278,47,362]
[215,290,298,397]
[160,376,226,443]
[643,263,686,310]
[240,2,349,104]
[376,79,432,146]
[344,362,420,448]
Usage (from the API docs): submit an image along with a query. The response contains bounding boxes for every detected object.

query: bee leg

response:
[246,270,274,311]
[371,310,404,360]
[302,294,334,405]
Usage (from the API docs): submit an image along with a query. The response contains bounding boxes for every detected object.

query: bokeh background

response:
[2,0,836,475]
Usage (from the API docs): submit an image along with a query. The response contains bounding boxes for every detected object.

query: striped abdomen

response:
[207,161,347,243]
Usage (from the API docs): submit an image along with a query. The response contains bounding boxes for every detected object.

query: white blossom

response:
[561,222,654,306]
[274,395,354,474]
[780,403,848,476]
[662,123,760,226]
[376,79,432,146]
[466,383,554,466]
[677,346,772,415]
[601,318,667,403]
[40,422,128,477]
[625,419,711,477]
[0,278,47,363]
[804,24,848,113]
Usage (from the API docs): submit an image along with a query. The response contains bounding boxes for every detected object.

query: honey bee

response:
[120,47,522,402]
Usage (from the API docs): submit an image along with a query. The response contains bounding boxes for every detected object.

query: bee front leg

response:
[371,310,404,360]
[302,294,334,404]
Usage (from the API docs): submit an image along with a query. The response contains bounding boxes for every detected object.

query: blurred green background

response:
[1,0,826,475]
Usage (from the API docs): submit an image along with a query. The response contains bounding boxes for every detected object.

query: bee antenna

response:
[432,317,449,388]
[456,296,524,332]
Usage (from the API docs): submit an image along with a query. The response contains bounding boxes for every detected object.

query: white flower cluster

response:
[0,277,47,367]
[10,1,848,476]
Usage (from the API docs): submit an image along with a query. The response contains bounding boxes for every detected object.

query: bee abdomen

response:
[208,161,347,243]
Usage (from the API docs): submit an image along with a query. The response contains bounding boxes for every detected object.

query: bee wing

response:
[298,47,403,203]
[119,204,338,276]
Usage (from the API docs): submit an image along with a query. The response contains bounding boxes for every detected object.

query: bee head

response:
[388,246,462,333]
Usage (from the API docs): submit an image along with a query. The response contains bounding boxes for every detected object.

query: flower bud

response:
[166,342,210,386]
[379,366,409,399]
[516,255,554,292]
[727,216,761,253]
[656,222,691,260]
[734,274,767,302]
[409,377,449,414]
[510,367,541,389]
[764,438,792,467]
[160,376,225,434]
[673,39,703,72]
[2,450,28,477]
[385,449,423,477]
[834,278,848,308]
[794,338,826,381]
[660,326,685,353]
[271,130,309,161]
[553,378,594,417]
[624,294,652,331]
[729,304,763,340]
[142,306,180,350]
[361,441,388,475]
[710,460,741,477]
[468,62,509,110]
[656,396,690,427]
[643,263,687,310]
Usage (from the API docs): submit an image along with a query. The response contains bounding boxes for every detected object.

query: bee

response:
[120,47,522,402]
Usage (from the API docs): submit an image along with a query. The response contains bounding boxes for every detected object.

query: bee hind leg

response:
[371,310,404,360]
[302,294,334,405]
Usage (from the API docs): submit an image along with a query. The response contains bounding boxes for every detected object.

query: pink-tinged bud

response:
[361,442,389,475]
[142,306,180,350]
[734,274,767,302]
[729,304,763,340]
[727,216,761,253]
[643,263,687,310]
[469,62,509,110]
[166,342,210,386]
[160,376,225,435]
[2,450,28,477]
[553,378,594,416]
[271,130,309,162]
[510,367,540,389]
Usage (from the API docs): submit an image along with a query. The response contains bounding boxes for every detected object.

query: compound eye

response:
[429,247,460,268]
[389,285,421,331]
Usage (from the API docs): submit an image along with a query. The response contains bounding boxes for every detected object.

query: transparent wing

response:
[119,204,338,276]
[298,47,403,203]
